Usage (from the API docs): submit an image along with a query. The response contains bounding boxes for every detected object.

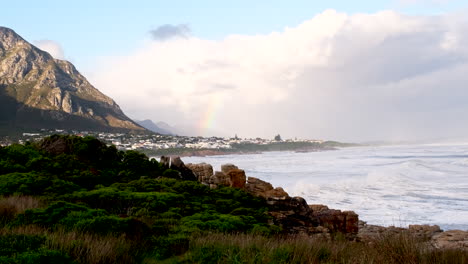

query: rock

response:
[266,196,316,234]
[311,207,359,235]
[432,230,468,250]
[309,204,329,212]
[246,177,273,193]
[160,156,170,168]
[227,169,246,188]
[265,187,289,198]
[408,224,443,240]
[211,171,231,186]
[186,163,213,182]
[0,26,144,132]
[221,164,239,174]
[245,177,289,198]
[159,156,197,181]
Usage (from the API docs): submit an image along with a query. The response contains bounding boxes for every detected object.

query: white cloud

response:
[90,10,468,142]
[34,39,65,60]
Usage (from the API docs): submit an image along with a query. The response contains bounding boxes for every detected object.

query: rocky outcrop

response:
[185,161,360,239]
[0,26,144,133]
[245,177,289,198]
[310,205,359,235]
[409,224,444,241]
[227,169,246,188]
[432,230,468,250]
[160,156,197,181]
[183,160,467,247]
[185,163,213,182]
[358,221,445,243]
[221,164,239,174]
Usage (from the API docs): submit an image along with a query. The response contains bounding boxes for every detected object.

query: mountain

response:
[0,27,145,134]
[136,119,175,135]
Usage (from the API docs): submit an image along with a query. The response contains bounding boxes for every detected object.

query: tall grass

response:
[163,233,468,264]
[0,225,139,264]
[0,195,42,224]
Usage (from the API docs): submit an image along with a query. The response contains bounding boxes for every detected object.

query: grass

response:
[0,225,139,264]
[0,195,43,225]
[159,233,468,264]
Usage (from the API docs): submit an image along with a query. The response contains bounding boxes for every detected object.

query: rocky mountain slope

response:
[136,119,175,135]
[0,26,145,134]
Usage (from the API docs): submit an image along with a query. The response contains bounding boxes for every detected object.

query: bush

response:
[0,173,81,196]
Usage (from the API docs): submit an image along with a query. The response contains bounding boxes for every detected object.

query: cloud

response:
[90,10,468,141]
[149,24,191,41]
[33,40,65,59]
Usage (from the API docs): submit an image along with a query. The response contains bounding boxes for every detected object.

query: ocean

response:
[182,143,468,231]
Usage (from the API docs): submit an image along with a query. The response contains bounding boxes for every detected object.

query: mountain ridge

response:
[0,26,146,134]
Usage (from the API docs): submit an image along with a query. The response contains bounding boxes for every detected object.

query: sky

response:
[2,0,468,141]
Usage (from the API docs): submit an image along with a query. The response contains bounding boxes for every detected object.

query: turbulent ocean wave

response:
[184,144,468,230]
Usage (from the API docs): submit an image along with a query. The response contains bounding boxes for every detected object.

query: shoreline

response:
[176,156,468,249]
[145,146,339,158]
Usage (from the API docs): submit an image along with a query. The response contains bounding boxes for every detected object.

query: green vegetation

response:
[0,135,274,263]
[0,135,466,263]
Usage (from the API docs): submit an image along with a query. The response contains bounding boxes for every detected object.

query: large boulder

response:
[267,196,312,233]
[227,169,246,188]
[211,171,231,186]
[310,205,359,235]
[221,164,239,174]
[432,230,468,250]
[159,156,197,181]
[186,163,213,183]
[409,224,443,240]
[245,177,289,198]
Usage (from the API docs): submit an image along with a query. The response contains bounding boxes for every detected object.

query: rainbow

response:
[198,96,222,136]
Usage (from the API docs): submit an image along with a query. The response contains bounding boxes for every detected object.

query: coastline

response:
[174,155,468,249]
[144,146,339,158]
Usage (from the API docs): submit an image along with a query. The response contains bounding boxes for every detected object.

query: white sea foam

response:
[182,144,468,230]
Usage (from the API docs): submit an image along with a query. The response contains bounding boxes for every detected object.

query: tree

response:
[274,134,282,141]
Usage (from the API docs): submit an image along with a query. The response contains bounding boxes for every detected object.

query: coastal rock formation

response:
[358,221,445,244]
[245,177,289,198]
[432,230,468,250]
[185,163,213,182]
[183,159,467,248]
[160,156,197,181]
[409,224,443,240]
[184,160,359,239]
[310,204,359,235]
[221,164,239,174]
[227,169,246,188]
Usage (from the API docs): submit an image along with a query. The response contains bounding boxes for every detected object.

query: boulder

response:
[245,177,289,198]
[408,224,443,240]
[186,163,213,183]
[265,187,289,198]
[246,177,273,193]
[309,204,329,212]
[432,230,468,250]
[159,156,197,181]
[227,169,246,188]
[211,171,231,186]
[311,207,359,235]
[221,164,239,174]
[266,196,316,234]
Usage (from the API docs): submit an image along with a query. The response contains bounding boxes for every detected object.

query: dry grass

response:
[172,233,468,264]
[0,195,43,223]
[0,225,139,264]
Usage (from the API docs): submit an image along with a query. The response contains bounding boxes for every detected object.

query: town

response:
[0,129,338,156]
